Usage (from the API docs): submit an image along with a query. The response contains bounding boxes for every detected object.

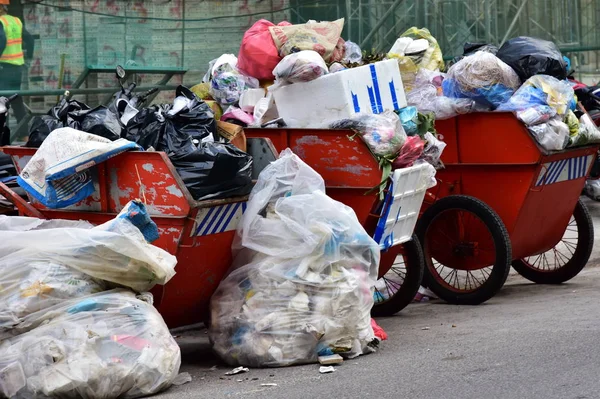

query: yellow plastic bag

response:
[389,27,444,71]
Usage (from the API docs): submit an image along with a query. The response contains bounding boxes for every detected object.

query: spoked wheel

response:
[512,199,594,284]
[372,234,424,317]
[416,195,512,305]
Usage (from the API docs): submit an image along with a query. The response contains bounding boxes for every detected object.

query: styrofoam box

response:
[272,59,407,128]
[374,163,431,250]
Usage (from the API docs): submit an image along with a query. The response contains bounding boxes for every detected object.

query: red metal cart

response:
[414,112,598,304]
[0,131,427,327]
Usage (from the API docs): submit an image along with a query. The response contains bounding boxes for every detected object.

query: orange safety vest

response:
[0,15,24,66]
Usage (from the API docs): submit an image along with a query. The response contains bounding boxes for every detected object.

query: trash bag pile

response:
[26,85,252,204]
[0,200,185,398]
[209,150,381,367]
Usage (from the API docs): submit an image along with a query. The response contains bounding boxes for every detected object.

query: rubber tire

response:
[416,195,512,305]
[371,234,424,317]
[512,199,594,284]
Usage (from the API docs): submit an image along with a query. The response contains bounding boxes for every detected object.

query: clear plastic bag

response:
[528,118,570,151]
[343,41,363,64]
[398,106,418,135]
[420,132,447,169]
[272,50,328,86]
[0,215,93,231]
[406,69,475,120]
[209,149,380,367]
[442,51,521,109]
[497,75,575,118]
[0,289,182,399]
[0,201,177,329]
[209,54,259,105]
[329,111,407,158]
[569,113,600,147]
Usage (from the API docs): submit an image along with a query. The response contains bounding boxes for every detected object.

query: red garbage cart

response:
[0,131,428,327]
[414,112,598,305]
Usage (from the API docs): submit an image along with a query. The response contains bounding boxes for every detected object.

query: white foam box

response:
[272,59,407,128]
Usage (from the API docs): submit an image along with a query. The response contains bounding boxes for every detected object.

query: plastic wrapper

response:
[528,118,570,151]
[237,19,292,81]
[0,290,182,399]
[209,54,259,105]
[343,41,363,64]
[169,142,253,200]
[442,51,521,109]
[209,149,380,367]
[392,135,425,169]
[421,132,447,169]
[515,105,557,126]
[497,36,567,81]
[272,50,328,86]
[569,113,600,147]
[269,19,344,62]
[398,106,418,135]
[329,111,407,158]
[497,75,575,118]
[0,201,177,330]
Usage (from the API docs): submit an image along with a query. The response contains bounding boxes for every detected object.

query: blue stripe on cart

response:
[535,154,593,187]
[194,202,247,236]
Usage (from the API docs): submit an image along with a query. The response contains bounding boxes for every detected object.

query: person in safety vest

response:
[0,1,34,122]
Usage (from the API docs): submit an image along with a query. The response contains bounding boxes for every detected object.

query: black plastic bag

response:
[69,106,122,141]
[169,142,253,200]
[124,105,167,149]
[463,42,498,56]
[25,99,89,148]
[26,116,65,147]
[164,86,217,145]
[497,36,567,81]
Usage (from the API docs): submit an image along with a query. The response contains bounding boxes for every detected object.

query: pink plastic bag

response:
[237,19,292,81]
[392,135,425,169]
[371,319,388,341]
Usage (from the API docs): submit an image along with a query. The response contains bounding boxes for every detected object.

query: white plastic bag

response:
[528,118,570,151]
[0,215,93,231]
[0,290,182,399]
[272,50,328,86]
[0,201,177,329]
[209,149,380,367]
[209,54,259,105]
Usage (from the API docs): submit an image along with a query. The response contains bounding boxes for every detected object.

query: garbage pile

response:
[209,150,381,367]
[25,86,252,206]
[0,201,186,398]
[192,17,600,155]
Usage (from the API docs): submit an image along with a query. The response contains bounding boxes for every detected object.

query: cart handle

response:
[0,182,46,219]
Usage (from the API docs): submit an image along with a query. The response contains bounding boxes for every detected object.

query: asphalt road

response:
[158,198,600,399]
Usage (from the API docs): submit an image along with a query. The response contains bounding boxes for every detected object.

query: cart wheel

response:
[512,199,594,284]
[416,195,512,305]
[372,234,424,317]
